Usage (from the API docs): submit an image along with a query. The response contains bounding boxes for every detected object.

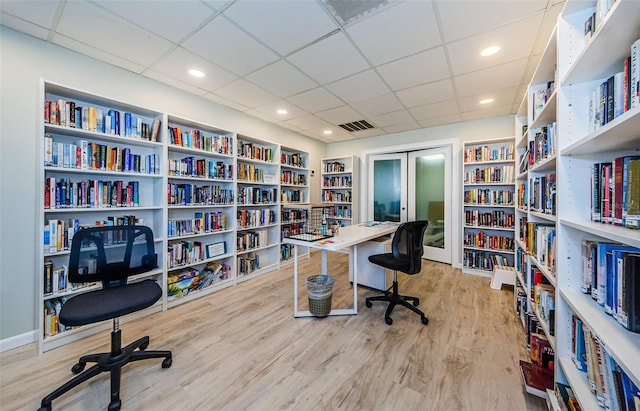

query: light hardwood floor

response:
[1,252,546,411]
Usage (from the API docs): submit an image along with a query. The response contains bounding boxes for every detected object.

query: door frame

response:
[360,137,461,268]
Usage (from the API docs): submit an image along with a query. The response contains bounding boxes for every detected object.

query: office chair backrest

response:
[392,220,429,274]
[68,225,157,287]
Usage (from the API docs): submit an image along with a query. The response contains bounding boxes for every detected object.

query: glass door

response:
[367,153,407,223]
[408,146,451,264]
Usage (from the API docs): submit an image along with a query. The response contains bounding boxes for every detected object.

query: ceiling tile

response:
[287,32,369,85]
[96,1,216,43]
[285,115,333,131]
[325,70,390,104]
[369,109,414,128]
[251,100,308,122]
[351,128,386,139]
[315,105,363,125]
[447,13,544,76]
[144,69,209,97]
[200,1,234,11]
[245,60,317,98]
[149,47,237,92]
[56,1,174,67]
[376,47,449,91]
[0,12,51,40]
[351,93,404,117]
[532,2,563,54]
[409,100,460,121]
[396,79,455,108]
[52,33,146,73]
[305,127,353,142]
[458,86,519,112]
[436,0,548,42]
[182,15,279,76]
[454,58,528,98]
[418,114,463,129]
[383,121,422,134]
[346,1,441,66]
[0,0,59,29]
[223,0,338,56]
[214,79,280,108]
[202,93,251,112]
[286,88,344,113]
[462,105,513,122]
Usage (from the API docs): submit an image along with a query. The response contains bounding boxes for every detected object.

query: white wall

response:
[0,27,326,343]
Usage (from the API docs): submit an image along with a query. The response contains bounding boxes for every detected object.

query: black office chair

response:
[365,221,429,325]
[39,225,172,411]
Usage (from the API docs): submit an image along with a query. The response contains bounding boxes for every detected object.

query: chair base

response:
[39,326,171,411]
[365,278,428,326]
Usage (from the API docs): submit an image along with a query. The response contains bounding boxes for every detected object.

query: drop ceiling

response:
[0,0,565,143]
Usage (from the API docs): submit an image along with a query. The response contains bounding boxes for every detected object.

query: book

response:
[520,360,554,398]
[620,253,640,332]
[631,38,640,110]
[626,159,640,229]
[151,118,160,142]
[613,156,640,226]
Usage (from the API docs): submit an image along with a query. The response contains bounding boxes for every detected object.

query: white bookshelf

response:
[279,146,310,264]
[461,137,516,277]
[321,155,359,227]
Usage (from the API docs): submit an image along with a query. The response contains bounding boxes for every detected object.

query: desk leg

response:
[352,245,358,313]
[293,244,298,316]
[321,249,327,275]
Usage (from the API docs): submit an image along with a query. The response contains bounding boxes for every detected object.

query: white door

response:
[368,146,452,264]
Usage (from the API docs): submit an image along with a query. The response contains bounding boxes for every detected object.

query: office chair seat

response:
[365,220,429,326]
[60,280,162,326]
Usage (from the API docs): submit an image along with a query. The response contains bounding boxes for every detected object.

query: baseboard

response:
[0,330,37,352]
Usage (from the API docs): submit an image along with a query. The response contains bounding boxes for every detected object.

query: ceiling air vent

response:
[338,120,375,132]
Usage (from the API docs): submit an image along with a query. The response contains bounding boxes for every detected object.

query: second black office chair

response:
[365,220,429,325]
[39,225,172,411]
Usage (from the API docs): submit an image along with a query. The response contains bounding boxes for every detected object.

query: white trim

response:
[0,330,37,352]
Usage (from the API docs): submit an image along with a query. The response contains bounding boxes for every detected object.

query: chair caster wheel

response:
[139,342,148,351]
[108,399,121,411]
[71,362,85,374]
[365,300,372,308]
[421,317,429,325]
[385,317,393,325]
[162,358,172,368]
[413,298,420,306]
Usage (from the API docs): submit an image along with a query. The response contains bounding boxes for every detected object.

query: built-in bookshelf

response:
[40,81,165,353]
[280,147,310,263]
[321,155,358,227]
[165,115,235,308]
[462,137,516,277]
[553,1,640,410]
[236,135,280,282]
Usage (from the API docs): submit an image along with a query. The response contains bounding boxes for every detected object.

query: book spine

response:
[631,39,639,110]
[626,159,640,229]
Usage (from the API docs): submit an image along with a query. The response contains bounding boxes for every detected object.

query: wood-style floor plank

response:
[0,252,545,411]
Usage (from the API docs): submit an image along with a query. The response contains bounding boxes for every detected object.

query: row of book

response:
[280,224,305,240]
[237,163,268,183]
[44,297,70,337]
[168,127,233,155]
[281,170,307,186]
[281,189,304,203]
[517,181,528,209]
[328,205,351,219]
[281,209,307,224]
[167,239,227,269]
[322,190,352,203]
[463,230,514,251]
[587,38,639,134]
[591,157,640,230]
[44,216,140,253]
[237,186,277,206]
[44,135,160,175]
[237,208,276,229]
[281,153,306,168]
[322,175,352,188]
[464,209,515,229]
[532,81,555,121]
[581,241,640,333]
[236,230,268,253]
[167,183,234,206]
[237,141,273,162]
[168,157,233,180]
[530,173,556,215]
[167,261,231,300]
[45,178,139,209]
[462,143,515,163]
[167,211,227,238]
[529,265,555,335]
[238,252,260,276]
[463,250,512,272]
[527,223,557,274]
[522,123,556,171]
[322,161,346,173]
[44,98,160,141]
[464,165,515,184]
[280,243,295,261]
[463,188,514,206]
[570,315,640,410]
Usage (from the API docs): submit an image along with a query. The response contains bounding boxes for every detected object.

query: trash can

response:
[306,275,334,317]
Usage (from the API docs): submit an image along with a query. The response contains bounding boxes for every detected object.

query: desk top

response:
[283,222,398,251]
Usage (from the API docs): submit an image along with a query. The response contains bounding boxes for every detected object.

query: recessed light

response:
[480,98,494,105]
[480,45,500,57]
[276,109,288,115]
[323,130,332,135]
[188,69,205,78]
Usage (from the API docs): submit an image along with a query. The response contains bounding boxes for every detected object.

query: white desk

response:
[284,222,398,317]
